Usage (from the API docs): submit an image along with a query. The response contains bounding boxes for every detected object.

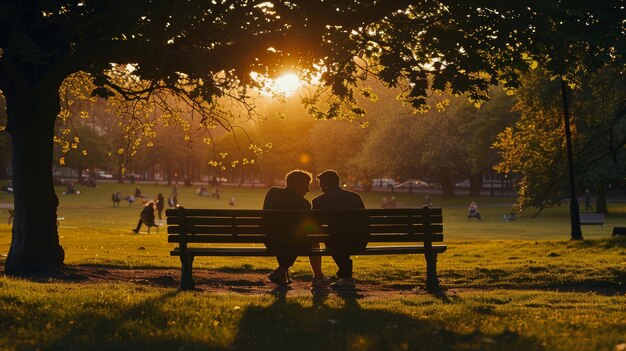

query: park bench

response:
[7,209,65,226]
[166,206,446,291]
[580,213,605,226]
[612,227,626,237]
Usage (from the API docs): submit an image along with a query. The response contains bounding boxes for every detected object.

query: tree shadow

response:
[28,290,205,351]
[230,288,542,351]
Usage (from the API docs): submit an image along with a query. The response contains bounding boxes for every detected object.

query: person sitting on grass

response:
[111,192,122,207]
[468,201,482,221]
[132,201,156,233]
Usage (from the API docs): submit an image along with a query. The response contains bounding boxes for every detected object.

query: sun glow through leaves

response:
[251,71,303,97]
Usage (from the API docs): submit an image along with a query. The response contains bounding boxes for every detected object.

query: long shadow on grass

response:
[29,291,204,351]
[229,289,543,351]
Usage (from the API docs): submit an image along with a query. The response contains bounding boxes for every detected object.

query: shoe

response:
[268,268,291,286]
[132,229,139,233]
[311,275,331,288]
[330,277,356,289]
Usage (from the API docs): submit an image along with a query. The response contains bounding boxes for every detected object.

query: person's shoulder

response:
[264,187,283,197]
[312,193,327,203]
[341,188,363,199]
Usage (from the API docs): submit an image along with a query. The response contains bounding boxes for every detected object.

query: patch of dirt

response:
[1,264,622,298]
[0,263,444,299]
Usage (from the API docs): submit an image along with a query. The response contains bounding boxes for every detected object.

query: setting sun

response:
[274,73,301,96]
[250,71,303,97]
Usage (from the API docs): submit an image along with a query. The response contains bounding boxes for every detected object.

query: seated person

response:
[313,170,368,289]
[212,187,221,198]
[132,201,156,233]
[263,170,328,288]
[1,180,13,193]
[111,192,122,207]
[66,182,76,195]
[468,201,482,221]
[381,197,389,208]
[504,203,518,221]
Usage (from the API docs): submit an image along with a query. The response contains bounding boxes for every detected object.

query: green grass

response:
[0,183,625,350]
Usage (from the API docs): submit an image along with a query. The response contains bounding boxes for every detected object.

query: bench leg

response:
[180,255,196,291]
[425,252,440,292]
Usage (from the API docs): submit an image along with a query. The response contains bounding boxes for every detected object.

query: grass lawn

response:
[0,183,625,350]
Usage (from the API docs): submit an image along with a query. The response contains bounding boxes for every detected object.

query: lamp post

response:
[560,77,583,240]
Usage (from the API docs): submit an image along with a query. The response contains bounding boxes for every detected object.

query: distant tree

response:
[256,113,316,184]
[495,67,626,215]
[58,125,112,181]
[455,88,519,196]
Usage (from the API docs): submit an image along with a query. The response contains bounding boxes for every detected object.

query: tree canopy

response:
[1,0,624,274]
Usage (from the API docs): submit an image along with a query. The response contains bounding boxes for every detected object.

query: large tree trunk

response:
[439,168,455,197]
[469,172,482,197]
[4,82,65,275]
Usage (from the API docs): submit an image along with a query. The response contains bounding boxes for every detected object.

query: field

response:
[0,183,624,351]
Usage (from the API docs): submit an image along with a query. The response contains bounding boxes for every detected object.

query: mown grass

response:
[0,183,625,350]
[0,279,624,351]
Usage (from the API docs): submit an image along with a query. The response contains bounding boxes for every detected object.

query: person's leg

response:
[309,256,323,278]
[268,255,297,285]
[276,255,297,269]
[132,219,142,232]
[332,255,353,278]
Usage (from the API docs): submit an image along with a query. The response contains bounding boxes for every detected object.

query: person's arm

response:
[355,193,365,209]
[263,188,276,209]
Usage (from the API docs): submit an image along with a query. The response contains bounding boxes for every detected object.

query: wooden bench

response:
[8,210,65,226]
[166,207,446,291]
[580,213,605,226]
[612,227,626,237]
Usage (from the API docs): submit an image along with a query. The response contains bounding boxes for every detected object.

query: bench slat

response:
[166,223,443,235]
[165,208,443,218]
[166,215,443,226]
[579,213,605,225]
[167,233,444,243]
[170,244,447,257]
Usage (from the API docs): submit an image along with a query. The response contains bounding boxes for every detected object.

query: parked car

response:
[372,178,397,188]
[455,179,471,188]
[96,171,114,179]
[395,179,432,189]
[201,176,228,183]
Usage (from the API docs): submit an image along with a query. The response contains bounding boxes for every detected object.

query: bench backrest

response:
[166,208,443,245]
[580,213,605,221]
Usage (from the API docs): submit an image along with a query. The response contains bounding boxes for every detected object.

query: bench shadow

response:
[230,288,542,351]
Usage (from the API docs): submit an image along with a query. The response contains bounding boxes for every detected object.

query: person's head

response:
[285,170,312,197]
[146,201,154,207]
[316,170,340,192]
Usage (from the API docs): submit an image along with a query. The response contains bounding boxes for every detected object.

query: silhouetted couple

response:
[264,170,366,289]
